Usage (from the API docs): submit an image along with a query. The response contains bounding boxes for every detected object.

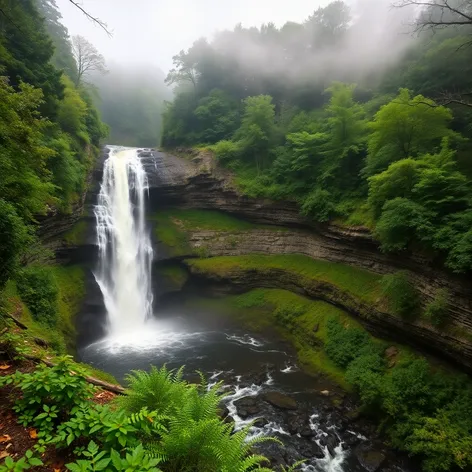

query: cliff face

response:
[148,150,472,371]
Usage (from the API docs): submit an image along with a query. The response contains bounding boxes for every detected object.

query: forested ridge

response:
[0,0,108,287]
[162,0,472,274]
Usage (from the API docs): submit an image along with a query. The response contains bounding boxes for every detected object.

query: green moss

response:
[63,220,88,246]
[151,209,286,256]
[156,265,188,289]
[52,265,85,350]
[78,362,119,384]
[1,265,85,353]
[187,254,383,303]
[151,211,192,256]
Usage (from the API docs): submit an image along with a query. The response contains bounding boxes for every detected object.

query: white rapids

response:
[94,146,153,338]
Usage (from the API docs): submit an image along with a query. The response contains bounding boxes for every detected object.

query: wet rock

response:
[138,151,153,157]
[263,392,297,410]
[344,434,362,448]
[286,413,313,437]
[345,408,361,421]
[253,417,269,428]
[319,433,339,456]
[255,442,287,469]
[296,440,325,459]
[233,397,260,418]
[355,444,386,472]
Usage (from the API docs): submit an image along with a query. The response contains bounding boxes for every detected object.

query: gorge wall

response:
[58,147,472,372]
[148,150,472,372]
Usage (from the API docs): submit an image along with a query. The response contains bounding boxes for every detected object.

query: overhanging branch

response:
[68,0,111,36]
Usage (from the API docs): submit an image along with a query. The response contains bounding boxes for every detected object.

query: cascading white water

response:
[94,147,153,336]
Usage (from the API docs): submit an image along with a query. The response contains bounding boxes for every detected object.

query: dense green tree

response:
[234,95,277,170]
[0,0,106,288]
[35,0,77,77]
[0,0,64,119]
[363,89,455,176]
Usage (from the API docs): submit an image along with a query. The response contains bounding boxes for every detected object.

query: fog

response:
[56,0,414,75]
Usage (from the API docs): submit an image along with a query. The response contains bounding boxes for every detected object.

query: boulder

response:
[253,417,269,428]
[319,433,339,456]
[263,392,297,410]
[234,396,260,418]
[286,413,313,437]
[355,444,386,472]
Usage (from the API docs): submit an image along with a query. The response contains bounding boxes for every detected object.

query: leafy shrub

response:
[1,356,94,432]
[0,450,43,472]
[300,189,336,222]
[325,318,371,368]
[424,288,450,327]
[0,200,32,289]
[374,198,433,252]
[381,271,420,319]
[16,265,59,326]
[211,139,241,165]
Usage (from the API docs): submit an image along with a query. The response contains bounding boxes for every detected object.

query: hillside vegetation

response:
[162,0,472,274]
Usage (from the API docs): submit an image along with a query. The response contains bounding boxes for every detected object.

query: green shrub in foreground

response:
[0,356,94,433]
[3,364,289,472]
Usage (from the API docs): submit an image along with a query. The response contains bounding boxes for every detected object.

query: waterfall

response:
[94,147,153,336]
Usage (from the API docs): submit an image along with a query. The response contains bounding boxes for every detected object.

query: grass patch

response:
[187,254,382,303]
[151,211,192,256]
[63,220,88,246]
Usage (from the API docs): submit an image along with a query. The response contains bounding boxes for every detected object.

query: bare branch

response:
[72,35,107,85]
[394,0,472,35]
[67,0,111,36]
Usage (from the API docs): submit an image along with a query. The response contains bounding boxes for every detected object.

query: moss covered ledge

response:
[184,255,472,372]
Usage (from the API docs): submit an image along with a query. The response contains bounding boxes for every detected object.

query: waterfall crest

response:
[94,147,153,335]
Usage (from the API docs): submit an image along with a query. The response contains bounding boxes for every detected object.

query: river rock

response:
[355,444,386,472]
[296,440,325,459]
[263,392,297,410]
[253,417,269,428]
[320,390,330,396]
[233,396,260,418]
[286,413,313,437]
[138,151,153,157]
[319,433,339,456]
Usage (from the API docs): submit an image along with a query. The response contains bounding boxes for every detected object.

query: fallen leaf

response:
[0,435,11,443]
[0,451,10,459]
[54,468,62,472]
[0,364,11,370]
[29,429,38,439]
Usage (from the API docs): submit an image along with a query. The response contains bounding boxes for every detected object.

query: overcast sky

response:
[56,0,337,72]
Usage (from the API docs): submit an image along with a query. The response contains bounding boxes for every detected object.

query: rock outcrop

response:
[146,150,472,372]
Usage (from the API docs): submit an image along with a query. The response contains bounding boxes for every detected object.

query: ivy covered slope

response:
[0,0,107,348]
[162,0,472,274]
